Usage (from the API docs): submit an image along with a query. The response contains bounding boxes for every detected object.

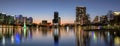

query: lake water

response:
[0,27,120,46]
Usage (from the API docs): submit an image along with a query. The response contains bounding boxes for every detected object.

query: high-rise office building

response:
[26,17,33,25]
[75,6,89,25]
[0,13,14,25]
[15,15,24,25]
[100,15,108,24]
[53,11,61,27]
[93,16,99,23]
[7,15,14,25]
[112,12,120,24]
[0,13,6,24]
[54,12,59,19]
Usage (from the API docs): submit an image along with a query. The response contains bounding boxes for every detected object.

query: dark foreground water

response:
[0,27,120,46]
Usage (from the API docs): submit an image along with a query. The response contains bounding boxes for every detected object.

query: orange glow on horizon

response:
[33,20,74,24]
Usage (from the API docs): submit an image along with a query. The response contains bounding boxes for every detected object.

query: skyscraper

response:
[27,17,33,25]
[93,16,99,23]
[53,11,61,28]
[0,13,6,24]
[7,15,14,25]
[0,13,14,25]
[14,15,24,25]
[54,12,58,19]
[112,11,120,25]
[75,6,90,25]
[100,15,108,24]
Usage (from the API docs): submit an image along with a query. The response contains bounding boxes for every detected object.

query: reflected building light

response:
[11,35,14,44]
[78,26,82,31]
[23,17,27,36]
[0,29,2,34]
[28,30,32,39]
[114,32,116,35]
[23,19,27,37]
[53,28,60,46]
[98,26,101,29]
[107,35,111,42]
[28,31,30,37]
[15,33,21,44]
[107,32,110,36]
[24,27,27,36]
[114,37,120,45]
[54,28,59,35]
[0,27,2,31]
[36,28,39,31]
[92,32,97,42]
[66,26,69,32]
[2,36,5,45]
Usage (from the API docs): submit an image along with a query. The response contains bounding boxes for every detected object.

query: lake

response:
[0,26,120,46]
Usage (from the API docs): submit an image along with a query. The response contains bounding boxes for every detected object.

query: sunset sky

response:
[0,0,120,24]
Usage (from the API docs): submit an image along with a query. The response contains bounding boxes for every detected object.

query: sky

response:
[0,0,120,24]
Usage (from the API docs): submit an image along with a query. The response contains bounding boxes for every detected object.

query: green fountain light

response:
[23,19,27,35]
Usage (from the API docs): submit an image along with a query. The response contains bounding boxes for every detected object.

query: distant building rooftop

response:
[113,12,120,16]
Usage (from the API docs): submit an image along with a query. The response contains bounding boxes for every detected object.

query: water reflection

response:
[0,26,120,46]
[53,28,60,46]
[11,35,14,44]
[41,27,48,36]
[2,36,5,45]
[15,32,21,44]
[114,37,120,46]
[75,26,120,46]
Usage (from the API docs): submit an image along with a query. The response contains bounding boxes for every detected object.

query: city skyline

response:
[0,0,120,24]
[0,0,120,46]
